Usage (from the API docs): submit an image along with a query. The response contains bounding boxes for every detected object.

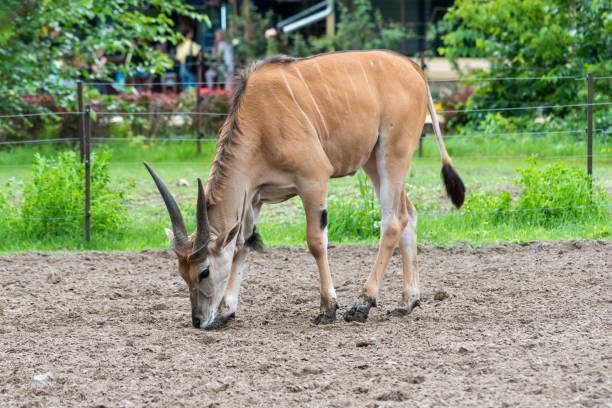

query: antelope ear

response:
[165,228,174,242]
[215,223,240,252]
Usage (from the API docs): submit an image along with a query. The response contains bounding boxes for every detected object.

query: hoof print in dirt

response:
[205,313,235,330]
[433,290,451,301]
[387,308,410,317]
[344,297,376,323]
[376,390,408,402]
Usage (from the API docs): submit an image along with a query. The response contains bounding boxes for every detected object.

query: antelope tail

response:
[426,85,465,208]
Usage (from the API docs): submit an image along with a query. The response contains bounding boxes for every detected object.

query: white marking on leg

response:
[293,66,329,136]
[280,68,318,135]
[399,201,419,302]
[223,251,248,314]
[322,225,335,301]
[375,142,393,233]
[400,237,417,285]
[328,286,337,301]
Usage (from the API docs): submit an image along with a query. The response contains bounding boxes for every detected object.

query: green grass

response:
[0,134,611,252]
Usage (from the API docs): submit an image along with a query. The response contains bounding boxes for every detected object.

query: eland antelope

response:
[144,50,464,329]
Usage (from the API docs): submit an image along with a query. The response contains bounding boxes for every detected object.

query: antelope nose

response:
[192,315,201,328]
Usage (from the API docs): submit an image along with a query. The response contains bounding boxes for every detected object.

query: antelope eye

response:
[198,267,210,281]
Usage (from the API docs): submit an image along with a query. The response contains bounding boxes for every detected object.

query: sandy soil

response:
[1,240,610,407]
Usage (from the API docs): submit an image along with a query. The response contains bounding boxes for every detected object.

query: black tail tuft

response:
[441,164,465,209]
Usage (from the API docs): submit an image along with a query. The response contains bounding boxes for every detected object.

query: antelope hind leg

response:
[344,145,410,323]
[388,198,421,316]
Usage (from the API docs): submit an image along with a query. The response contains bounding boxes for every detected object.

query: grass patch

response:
[0,132,611,252]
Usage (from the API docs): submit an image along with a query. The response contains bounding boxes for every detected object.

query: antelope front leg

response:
[299,183,338,325]
[209,247,249,328]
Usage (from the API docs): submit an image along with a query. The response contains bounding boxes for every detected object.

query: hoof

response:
[313,311,336,325]
[388,298,421,317]
[205,313,235,330]
[344,296,376,323]
[313,301,338,325]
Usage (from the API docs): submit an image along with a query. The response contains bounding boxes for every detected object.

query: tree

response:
[437,0,611,126]
[307,0,412,54]
[0,0,208,134]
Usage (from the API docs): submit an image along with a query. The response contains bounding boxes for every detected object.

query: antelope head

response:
[144,162,241,329]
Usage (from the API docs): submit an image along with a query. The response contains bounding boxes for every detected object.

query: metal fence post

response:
[84,105,91,242]
[196,56,203,154]
[586,73,593,180]
[77,81,84,162]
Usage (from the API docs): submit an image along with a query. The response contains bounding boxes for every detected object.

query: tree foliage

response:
[304,0,412,55]
[0,0,208,120]
[229,9,276,66]
[437,0,612,124]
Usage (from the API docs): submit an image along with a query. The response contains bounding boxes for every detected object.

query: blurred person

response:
[176,27,201,90]
[205,30,234,90]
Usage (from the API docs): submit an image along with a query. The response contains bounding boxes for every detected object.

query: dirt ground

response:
[1,240,610,407]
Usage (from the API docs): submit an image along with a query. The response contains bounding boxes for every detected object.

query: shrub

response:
[0,185,13,236]
[514,160,609,224]
[21,151,131,239]
[461,160,610,226]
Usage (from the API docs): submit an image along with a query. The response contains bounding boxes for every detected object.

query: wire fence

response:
[0,214,86,221]
[2,128,611,146]
[2,101,612,120]
[0,80,229,95]
[417,203,612,218]
[2,73,610,96]
[0,73,611,232]
[2,203,611,222]
[429,74,612,83]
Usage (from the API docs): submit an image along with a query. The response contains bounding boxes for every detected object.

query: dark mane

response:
[205,55,298,205]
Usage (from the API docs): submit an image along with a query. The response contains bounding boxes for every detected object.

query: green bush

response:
[462,160,610,226]
[515,160,609,224]
[0,185,13,235]
[323,161,610,243]
[21,151,131,239]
